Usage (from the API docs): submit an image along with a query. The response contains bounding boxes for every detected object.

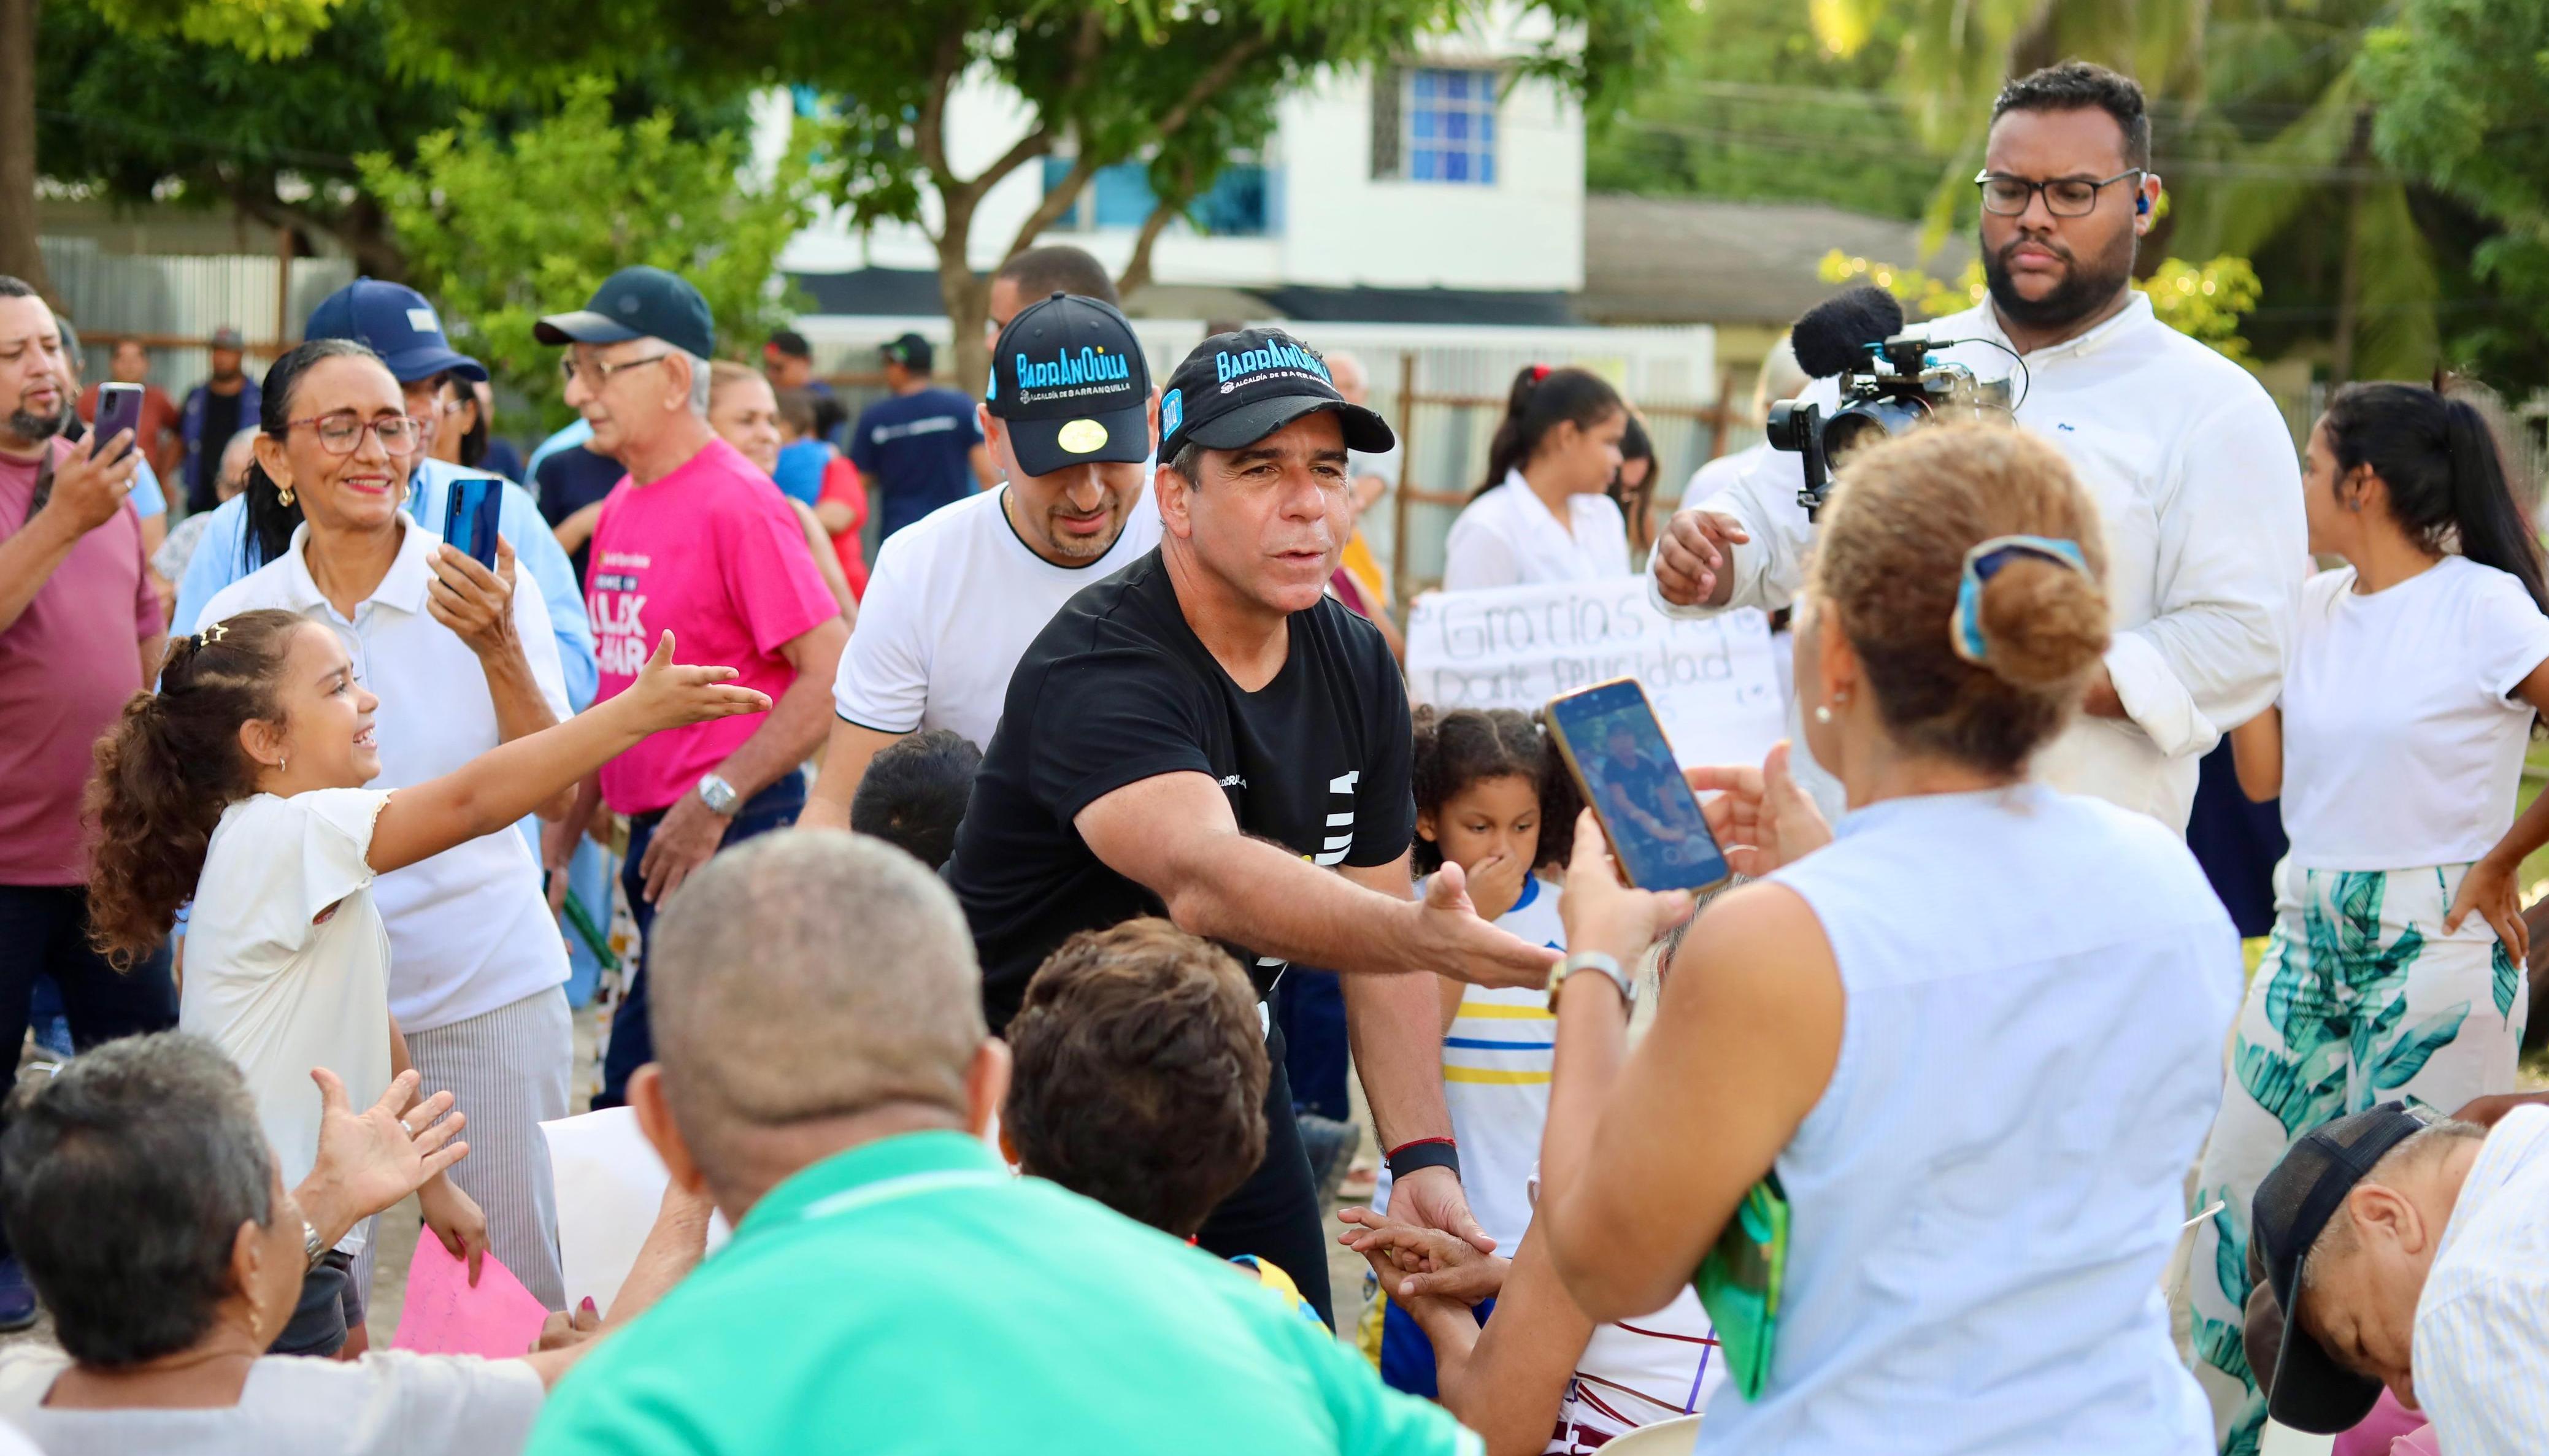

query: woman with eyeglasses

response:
[197,338,584,1333]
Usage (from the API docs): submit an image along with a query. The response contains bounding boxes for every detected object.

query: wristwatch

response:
[302,1218,328,1271]
[696,772,740,816]
[1547,950,1634,1012]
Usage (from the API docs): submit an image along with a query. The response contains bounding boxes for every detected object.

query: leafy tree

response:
[1818,246,2264,360]
[358,78,821,423]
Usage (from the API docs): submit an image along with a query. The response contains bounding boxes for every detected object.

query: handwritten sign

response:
[1405,578,1785,770]
[392,1240,550,1358]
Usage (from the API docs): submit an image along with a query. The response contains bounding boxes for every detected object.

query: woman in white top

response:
[1532,422,2237,1456]
[2196,383,2549,1449]
[1442,366,1632,591]
[198,339,588,1316]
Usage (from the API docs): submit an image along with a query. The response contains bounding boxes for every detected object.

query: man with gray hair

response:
[2248,1100,2549,1452]
[537,267,850,1110]
[529,832,1474,1456]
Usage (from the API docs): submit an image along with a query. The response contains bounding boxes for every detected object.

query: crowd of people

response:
[0,54,2546,1456]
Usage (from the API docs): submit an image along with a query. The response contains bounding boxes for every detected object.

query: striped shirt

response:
[2413,1106,2549,1455]
[1439,874,1565,1253]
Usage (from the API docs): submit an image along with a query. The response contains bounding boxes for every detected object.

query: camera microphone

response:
[1790,286,1905,379]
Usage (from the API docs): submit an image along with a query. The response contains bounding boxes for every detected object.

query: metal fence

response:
[37,237,353,398]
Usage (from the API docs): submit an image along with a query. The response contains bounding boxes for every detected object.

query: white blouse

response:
[1442,469,1632,591]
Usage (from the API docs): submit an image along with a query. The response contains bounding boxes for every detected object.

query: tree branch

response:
[914,25,967,187]
[1151,34,1266,144]
[1118,156,1201,297]
[1005,148,1099,261]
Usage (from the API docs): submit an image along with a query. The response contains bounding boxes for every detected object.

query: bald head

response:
[646,832,987,1167]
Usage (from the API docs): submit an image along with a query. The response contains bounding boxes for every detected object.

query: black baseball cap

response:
[882,332,933,373]
[2251,1102,2430,1433]
[1158,327,1393,463]
[986,293,1153,478]
[535,266,715,361]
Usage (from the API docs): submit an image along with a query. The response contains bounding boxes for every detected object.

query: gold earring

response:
[277,483,294,507]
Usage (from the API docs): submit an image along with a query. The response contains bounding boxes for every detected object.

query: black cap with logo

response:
[1158,326,1393,463]
[882,332,934,374]
[988,294,1153,479]
[534,266,715,361]
[2250,1101,2431,1433]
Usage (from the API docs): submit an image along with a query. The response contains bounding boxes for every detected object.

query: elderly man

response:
[940,328,1561,1328]
[799,292,1162,827]
[534,266,848,1110]
[0,276,177,1330]
[2248,1101,2549,1455]
[528,832,1474,1456]
[1647,61,2305,832]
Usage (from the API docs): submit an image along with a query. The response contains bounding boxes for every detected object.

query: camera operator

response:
[1650,61,2305,830]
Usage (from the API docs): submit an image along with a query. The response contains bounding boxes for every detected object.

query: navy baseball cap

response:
[535,266,715,362]
[306,280,486,385]
[986,293,1153,478]
[1158,327,1392,463]
[2251,1102,2431,1433]
[881,332,933,373]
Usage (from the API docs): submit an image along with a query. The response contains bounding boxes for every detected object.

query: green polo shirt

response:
[528,1130,1478,1455]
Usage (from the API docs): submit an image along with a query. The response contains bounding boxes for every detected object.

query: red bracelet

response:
[1387,1136,1456,1159]
[1385,1136,1461,1179]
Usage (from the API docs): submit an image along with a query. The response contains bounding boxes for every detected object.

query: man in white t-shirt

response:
[800,293,1162,829]
[1645,62,2306,831]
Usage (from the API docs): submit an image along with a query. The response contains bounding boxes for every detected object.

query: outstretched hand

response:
[625,631,773,731]
[298,1067,469,1245]
[1687,740,1832,879]
[1651,508,1749,608]
[1409,860,1564,989]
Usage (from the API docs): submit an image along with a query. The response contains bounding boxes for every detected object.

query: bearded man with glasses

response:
[1645,59,2307,837]
[532,266,848,1113]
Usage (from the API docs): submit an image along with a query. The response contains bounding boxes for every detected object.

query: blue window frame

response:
[1038,158,1277,237]
[1407,67,1497,185]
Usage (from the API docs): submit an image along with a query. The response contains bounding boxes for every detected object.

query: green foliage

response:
[1587,0,1940,220]
[1817,246,2263,360]
[358,80,821,423]
[80,0,349,61]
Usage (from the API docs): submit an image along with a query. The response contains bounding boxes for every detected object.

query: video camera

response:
[1766,286,2017,518]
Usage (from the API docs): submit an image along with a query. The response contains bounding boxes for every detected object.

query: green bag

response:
[1693,1171,1790,1400]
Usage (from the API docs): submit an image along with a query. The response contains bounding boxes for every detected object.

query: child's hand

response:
[419,1173,490,1286]
[1336,1205,1509,1305]
[625,632,773,731]
[1464,848,1528,923]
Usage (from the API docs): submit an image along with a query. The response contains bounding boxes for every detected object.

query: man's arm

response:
[2089,391,2306,749]
[1074,771,1558,987]
[799,719,904,833]
[0,434,137,633]
[634,615,850,903]
[1647,445,1810,621]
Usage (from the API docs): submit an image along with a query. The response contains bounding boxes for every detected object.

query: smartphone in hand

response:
[92,382,144,464]
[442,474,504,570]
[1545,677,1733,894]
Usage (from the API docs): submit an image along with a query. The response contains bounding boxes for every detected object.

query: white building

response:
[776,7,1585,309]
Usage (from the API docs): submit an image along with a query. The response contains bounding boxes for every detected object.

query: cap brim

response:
[2265,1276,2388,1435]
[1005,401,1154,479]
[534,310,648,348]
[379,342,488,386]
[1183,397,1394,456]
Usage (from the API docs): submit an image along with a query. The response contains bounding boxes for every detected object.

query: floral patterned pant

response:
[2186,862,2528,1455]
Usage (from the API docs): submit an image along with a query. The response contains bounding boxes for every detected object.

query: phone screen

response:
[93,384,144,464]
[1546,678,1732,894]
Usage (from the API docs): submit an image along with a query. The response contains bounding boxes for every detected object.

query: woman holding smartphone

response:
[195,339,581,1320]
[1532,422,2238,1455]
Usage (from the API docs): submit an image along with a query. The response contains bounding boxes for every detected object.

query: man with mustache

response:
[1647,61,2306,832]
[942,328,1563,1330]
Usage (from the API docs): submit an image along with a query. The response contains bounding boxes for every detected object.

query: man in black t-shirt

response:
[945,328,1559,1327]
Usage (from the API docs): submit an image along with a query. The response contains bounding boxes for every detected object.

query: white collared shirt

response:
[200,520,571,1032]
[2413,1108,2549,1455]
[1443,470,1632,591]
[1649,292,2307,830]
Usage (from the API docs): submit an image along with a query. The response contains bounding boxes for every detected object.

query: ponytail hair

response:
[2320,381,2549,615]
[1475,364,1626,501]
[86,610,308,965]
[236,338,391,573]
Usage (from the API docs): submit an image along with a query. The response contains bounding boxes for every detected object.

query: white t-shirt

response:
[1442,472,1631,592]
[180,789,394,1217]
[1552,1288,1725,1453]
[1438,874,1564,1254]
[200,520,571,1031]
[0,1346,545,1456]
[2414,1107,2549,1454]
[832,486,1163,750]
[2280,556,2549,870]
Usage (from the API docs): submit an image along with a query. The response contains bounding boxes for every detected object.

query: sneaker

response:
[0,1257,38,1332]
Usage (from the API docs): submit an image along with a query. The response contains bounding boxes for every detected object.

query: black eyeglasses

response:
[1974,168,2145,218]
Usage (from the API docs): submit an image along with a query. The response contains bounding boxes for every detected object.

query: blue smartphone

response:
[1545,677,1733,894]
[442,475,503,570]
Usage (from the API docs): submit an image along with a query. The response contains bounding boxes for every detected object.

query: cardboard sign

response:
[1405,578,1785,770]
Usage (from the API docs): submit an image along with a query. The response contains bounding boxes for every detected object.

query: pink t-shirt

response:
[0,439,161,883]
[585,437,837,815]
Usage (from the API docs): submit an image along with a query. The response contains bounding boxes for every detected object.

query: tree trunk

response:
[937,192,992,399]
[2330,106,2374,385]
[0,0,50,300]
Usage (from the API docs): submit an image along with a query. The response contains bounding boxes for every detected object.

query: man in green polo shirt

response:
[528,832,1475,1456]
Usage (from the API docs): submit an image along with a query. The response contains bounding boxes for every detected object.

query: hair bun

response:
[1975,554,2109,688]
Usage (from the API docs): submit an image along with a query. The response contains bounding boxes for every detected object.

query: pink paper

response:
[391,1238,552,1359]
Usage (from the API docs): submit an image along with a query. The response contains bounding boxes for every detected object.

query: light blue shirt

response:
[171,457,597,708]
[129,458,166,521]
[524,418,593,486]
